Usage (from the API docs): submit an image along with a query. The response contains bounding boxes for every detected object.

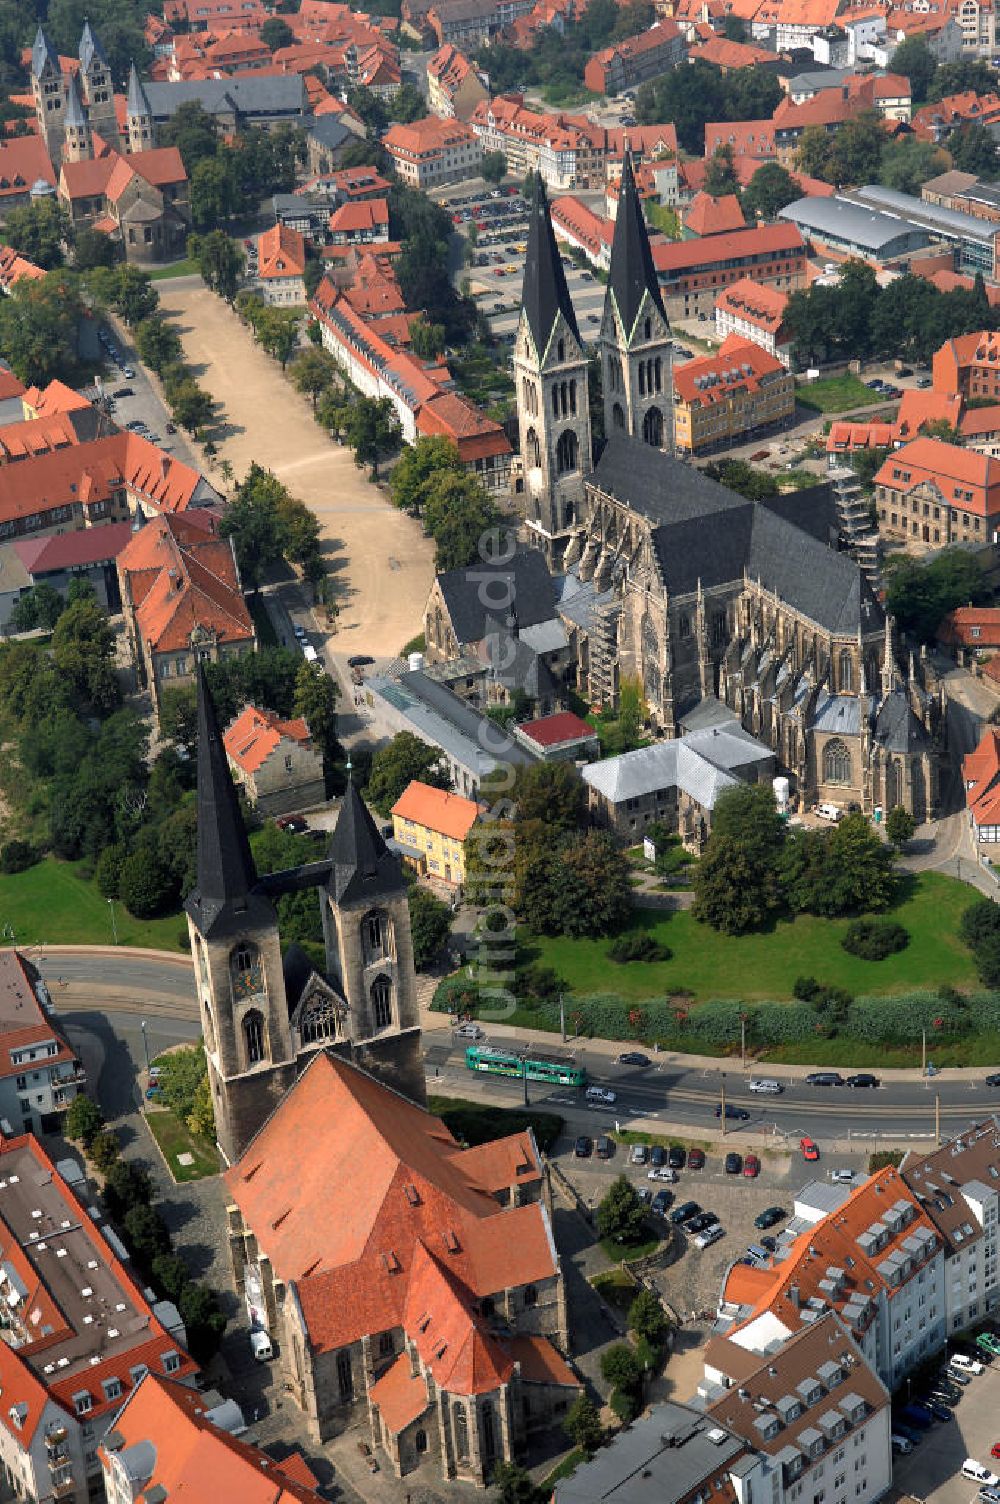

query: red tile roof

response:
[652,222,801,274]
[329,197,388,235]
[874,436,1000,517]
[391,779,481,839]
[224,704,312,774]
[515,711,595,748]
[100,1374,324,1502]
[688,33,778,66]
[684,191,746,238]
[964,726,1000,825]
[118,513,253,656]
[20,378,90,418]
[226,1054,562,1379]
[0,136,55,202]
[416,389,511,461]
[715,278,789,332]
[0,411,80,461]
[938,606,1000,648]
[13,520,134,575]
[674,337,788,407]
[258,222,307,280]
[369,1351,429,1433]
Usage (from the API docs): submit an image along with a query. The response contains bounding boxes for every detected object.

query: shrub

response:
[178,1282,228,1363]
[869,1150,904,1173]
[601,1343,643,1395]
[564,1393,602,1455]
[608,933,672,964]
[0,839,37,874]
[629,1287,671,1347]
[152,1251,191,1301]
[103,1160,153,1222]
[95,842,126,899]
[841,919,909,961]
[609,1387,641,1424]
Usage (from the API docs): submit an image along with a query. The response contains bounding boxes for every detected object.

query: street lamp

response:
[107,899,118,946]
[522,1055,529,1108]
[140,1019,150,1074]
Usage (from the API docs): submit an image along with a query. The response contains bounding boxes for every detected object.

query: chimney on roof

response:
[161,454,170,481]
[790,1285,800,1308]
[167,568,178,590]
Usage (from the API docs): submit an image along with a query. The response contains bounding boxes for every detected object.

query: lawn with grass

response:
[591,1268,638,1313]
[0,858,185,951]
[148,257,198,281]
[144,1109,219,1182]
[599,1228,660,1264]
[543,1450,586,1488]
[522,872,975,1003]
[795,375,879,413]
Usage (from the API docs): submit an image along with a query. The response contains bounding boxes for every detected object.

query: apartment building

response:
[0,950,83,1136]
[902,1118,1000,1330]
[256,222,307,304]
[712,1167,945,1393]
[550,194,613,271]
[672,336,795,454]
[0,1132,196,1504]
[874,437,1000,546]
[703,1315,892,1504]
[715,280,792,367]
[582,20,686,95]
[555,1401,750,1504]
[426,43,488,119]
[383,115,481,188]
[469,96,605,190]
[651,223,806,320]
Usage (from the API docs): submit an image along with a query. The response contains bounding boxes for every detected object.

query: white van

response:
[891,1436,913,1456]
[250,1328,273,1362]
[748,1079,783,1096]
[586,1085,616,1105]
[816,803,843,822]
[963,1462,999,1486]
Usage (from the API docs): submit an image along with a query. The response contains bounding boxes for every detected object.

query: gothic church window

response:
[557,338,565,362]
[644,317,652,340]
[454,1404,470,1463]
[643,406,663,447]
[556,430,578,475]
[337,1350,353,1401]
[711,612,727,647]
[372,976,393,1030]
[243,1009,265,1065]
[839,649,853,693]
[824,739,852,786]
[300,994,338,1044]
[364,910,388,962]
[526,427,541,468]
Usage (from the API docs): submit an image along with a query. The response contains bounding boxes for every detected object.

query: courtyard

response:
[157,281,435,659]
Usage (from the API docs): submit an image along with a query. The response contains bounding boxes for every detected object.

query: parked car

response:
[724,1152,743,1175]
[454,1021,485,1040]
[916,376,932,388]
[755,1206,785,1229]
[649,1145,666,1168]
[574,1135,592,1157]
[715,1104,750,1120]
[805,1072,844,1086]
[893,1424,922,1446]
[617,1051,650,1066]
[585,1085,616,1105]
[891,1436,912,1456]
[694,1224,725,1250]
[831,1169,856,1184]
[846,1073,880,1088]
[652,1189,674,1216]
[348,654,375,668]
[630,1143,648,1166]
[921,1400,951,1422]
[760,1235,778,1252]
[979,1489,1000,1504]
[596,1136,613,1160]
[165,422,177,434]
[669,1200,699,1225]
[687,1212,719,1233]
[743,1154,760,1178]
[667,1145,686,1169]
[647,1167,677,1183]
[990,1443,1000,1460]
[113,386,134,397]
[963,1461,1000,1486]
[687,1148,706,1171]
[952,1354,985,1376]
[899,1404,932,1430]
[800,1137,820,1161]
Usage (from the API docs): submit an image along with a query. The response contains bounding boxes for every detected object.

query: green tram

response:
[464,1042,586,1088]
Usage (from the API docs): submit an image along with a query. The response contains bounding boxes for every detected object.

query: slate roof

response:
[437,548,558,645]
[873,689,929,752]
[127,62,152,120]
[809,694,862,736]
[555,1401,744,1504]
[143,76,307,123]
[64,73,87,129]
[79,20,108,72]
[31,26,59,78]
[326,781,405,906]
[608,151,667,340]
[523,174,579,354]
[185,666,273,941]
[583,724,772,808]
[592,436,883,635]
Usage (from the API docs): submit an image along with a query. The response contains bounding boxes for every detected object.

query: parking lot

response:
[892,1361,1000,1504]
[551,1127,872,1328]
[97,319,199,470]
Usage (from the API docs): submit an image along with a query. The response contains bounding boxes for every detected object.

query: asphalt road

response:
[425,1036,1000,1145]
[32,948,1000,1143]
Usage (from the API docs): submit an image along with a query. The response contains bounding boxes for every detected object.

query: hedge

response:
[431,974,1000,1048]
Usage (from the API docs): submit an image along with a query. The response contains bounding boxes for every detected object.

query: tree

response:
[481,149,507,184]
[293,660,339,759]
[703,143,739,199]
[928,58,997,102]
[366,732,451,816]
[152,1251,192,1301]
[950,121,1000,180]
[261,14,295,48]
[9,582,65,633]
[635,58,781,154]
[796,124,834,181]
[491,1463,547,1504]
[188,229,245,302]
[4,199,71,270]
[408,885,452,969]
[703,457,778,501]
[168,377,215,434]
[134,314,182,374]
[564,1393,602,1455]
[344,395,402,478]
[422,470,500,571]
[103,1160,154,1223]
[74,227,118,270]
[51,597,120,712]
[510,760,587,831]
[189,154,241,230]
[0,272,87,386]
[187,1075,215,1139]
[99,264,159,326]
[389,434,462,515]
[879,136,948,196]
[597,1174,648,1244]
[409,316,447,360]
[827,112,886,187]
[160,686,198,757]
[551,831,631,938]
[178,1282,228,1363]
[119,845,177,917]
[884,549,989,640]
[629,1287,671,1347]
[885,806,916,848]
[291,346,337,409]
[891,35,937,104]
[159,100,220,171]
[256,306,301,370]
[89,1129,121,1174]
[741,161,799,221]
[122,1204,171,1264]
[65,1095,104,1147]
[600,1342,644,1395]
[693,784,785,934]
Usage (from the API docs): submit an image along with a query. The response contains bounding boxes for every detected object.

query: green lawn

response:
[0,858,185,951]
[599,1227,660,1263]
[523,873,975,1002]
[148,257,198,281]
[795,374,878,413]
[144,1109,220,1182]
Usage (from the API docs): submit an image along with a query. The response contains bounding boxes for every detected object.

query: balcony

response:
[51,1474,75,1499]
